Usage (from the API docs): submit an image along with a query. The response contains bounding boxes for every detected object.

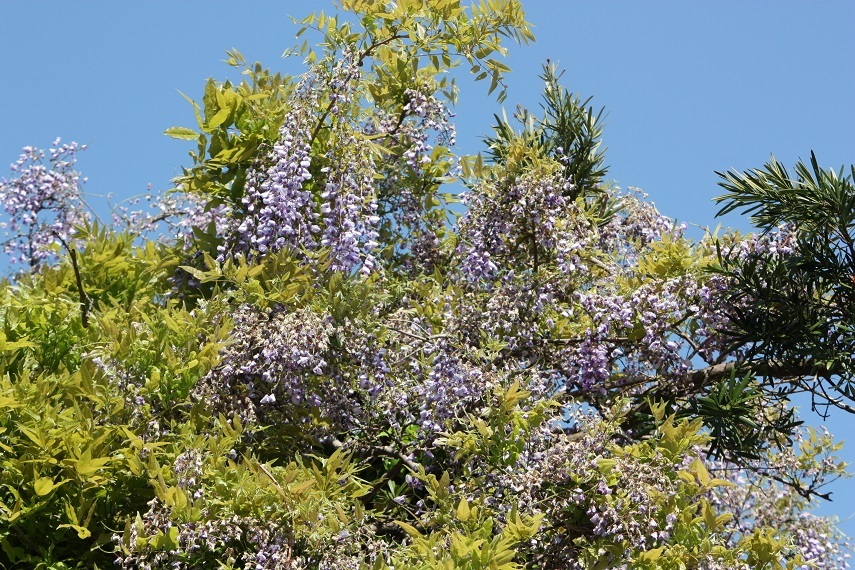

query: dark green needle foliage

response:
[483,62,608,200]
[714,154,855,413]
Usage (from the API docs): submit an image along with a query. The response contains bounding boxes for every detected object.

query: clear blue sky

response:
[2,0,854,535]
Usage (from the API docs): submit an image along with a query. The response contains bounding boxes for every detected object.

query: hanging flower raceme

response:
[363,84,457,272]
[0,138,89,268]
[220,50,380,274]
[398,88,456,176]
[455,167,573,284]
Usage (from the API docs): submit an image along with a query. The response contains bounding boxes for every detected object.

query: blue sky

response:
[2,0,854,536]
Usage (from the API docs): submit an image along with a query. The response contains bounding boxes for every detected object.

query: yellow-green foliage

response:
[0,360,147,567]
[0,227,230,567]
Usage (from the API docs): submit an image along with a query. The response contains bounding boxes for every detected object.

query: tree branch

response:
[682,359,831,392]
[52,231,89,328]
[329,436,421,474]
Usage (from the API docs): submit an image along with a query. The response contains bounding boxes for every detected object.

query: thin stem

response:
[310,33,406,146]
[51,231,90,328]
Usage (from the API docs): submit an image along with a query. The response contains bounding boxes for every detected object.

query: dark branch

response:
[52,231,89,328]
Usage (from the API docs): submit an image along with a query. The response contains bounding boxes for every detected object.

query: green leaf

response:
[75,453,111,477]
[394,521,423,539]
[485,58,511,73]
[1,538,25,563]
[638,546,666,562]
[456,497,471,522]
[164,126,198,140]
[179,265,209,281]
[33,476,55,496]
[17,424,44,448]
[207,107,231,129]
[703,500,717,530]
[57,523,92,539]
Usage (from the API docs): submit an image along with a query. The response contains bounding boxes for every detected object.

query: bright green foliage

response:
[166,57,296,204]
[0,343,145,567]
[0,227,230,567]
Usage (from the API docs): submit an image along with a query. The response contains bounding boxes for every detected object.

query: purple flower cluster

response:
[115,499,294,570]
[363,85,457,271]
[173,448,205,499]
[450,177,707,399]
[569,275,694,392]
[399,88,456,175]
[316,134,381,274]
[452,272,557,361]
[0,139,89,268]
[224,89,319,260]
[113,186,230,249]
[490,406,687,567]
[456,167,572,283]
[221,52,380,274]
[195,304,335,428]
[597,188,681,256]
[413,346,494,434]
[196,289,516,448]
[341,306,504,440]
[791,512,852,569]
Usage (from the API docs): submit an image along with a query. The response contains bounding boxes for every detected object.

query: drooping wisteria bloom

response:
[219,51,381,275]
[367,85,457,272]
[0,139,90,268]
[455,165,572,284]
